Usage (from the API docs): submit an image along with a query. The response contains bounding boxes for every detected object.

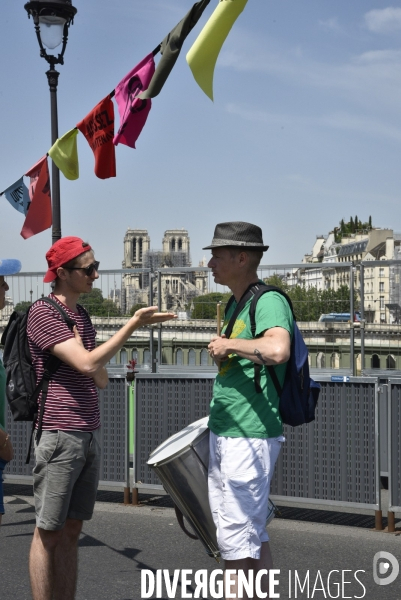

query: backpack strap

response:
[25,297,76,464]
[223,283,294,395]
[224,282,267,339]
[248,285,295,395]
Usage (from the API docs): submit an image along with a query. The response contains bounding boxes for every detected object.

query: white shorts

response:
[208,432,284,561]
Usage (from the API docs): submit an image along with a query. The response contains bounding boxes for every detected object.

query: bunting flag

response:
[139,0,211,100]
[48,128,79,180]
[76,95,116,179]
[113,53,155,148]
[2,177,30,215]
[186,0,248,100]
[21,156,52,239]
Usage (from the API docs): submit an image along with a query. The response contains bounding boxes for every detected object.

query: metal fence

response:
[133,374,381,512]
[4,376,129,489]
[388,378,401,513]
[8,370,401,526]
[2,263,401,376]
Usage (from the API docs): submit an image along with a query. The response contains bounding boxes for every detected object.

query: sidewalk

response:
[1,484,401,599]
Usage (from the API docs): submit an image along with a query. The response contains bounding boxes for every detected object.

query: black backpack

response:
[224,283,320,427]
[1,297,76,462]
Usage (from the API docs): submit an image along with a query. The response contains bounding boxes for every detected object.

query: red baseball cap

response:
[43,236,92,283]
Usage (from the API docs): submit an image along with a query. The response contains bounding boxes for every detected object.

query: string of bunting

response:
[0,0,248,239]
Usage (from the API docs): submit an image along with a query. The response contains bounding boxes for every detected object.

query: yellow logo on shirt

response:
[219,319,246,376]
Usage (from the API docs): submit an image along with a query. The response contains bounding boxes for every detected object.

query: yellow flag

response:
[186,0,248,101]
[48,128,79,180]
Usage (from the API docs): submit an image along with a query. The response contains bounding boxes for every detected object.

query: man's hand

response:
[132,306,177,326]
[208,334,231,361]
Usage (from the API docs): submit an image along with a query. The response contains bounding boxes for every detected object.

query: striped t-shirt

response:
[27,293,100,431]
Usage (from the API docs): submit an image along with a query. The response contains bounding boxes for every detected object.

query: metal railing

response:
[6,370,401,531]
[2,262,401,376]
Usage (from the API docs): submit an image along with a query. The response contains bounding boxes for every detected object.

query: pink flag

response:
[21,156,52,239]
[113,53,155,148]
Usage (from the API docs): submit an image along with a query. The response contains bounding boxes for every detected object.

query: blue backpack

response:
[224,283,320,427]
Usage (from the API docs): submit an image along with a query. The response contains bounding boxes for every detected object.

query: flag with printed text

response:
[2,177,30,215]
[77,96,116,179]
[113,53,155,148]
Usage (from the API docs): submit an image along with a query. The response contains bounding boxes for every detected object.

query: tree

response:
[78,288,120,317]
[13,301,32,313]
[263,274,289,291]
[191,292,231,319]
[259,283,357,321]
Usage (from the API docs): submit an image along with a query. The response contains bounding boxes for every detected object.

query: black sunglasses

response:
[64,261,100,276]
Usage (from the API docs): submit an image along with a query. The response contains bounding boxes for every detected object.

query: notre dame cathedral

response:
[121,228,208,314]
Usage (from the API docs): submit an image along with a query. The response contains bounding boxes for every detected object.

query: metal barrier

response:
[270,377,380,510]
[134,373,214,493]
[3,263,401,374]
[133,374,381,515]
[387,378,401,531]
[3,375,129,490]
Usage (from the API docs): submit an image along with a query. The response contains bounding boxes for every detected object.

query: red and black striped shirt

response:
[27,293,100,431]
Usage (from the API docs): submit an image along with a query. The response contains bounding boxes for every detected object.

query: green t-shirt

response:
[0,358,6,430]
[208,290,293,438]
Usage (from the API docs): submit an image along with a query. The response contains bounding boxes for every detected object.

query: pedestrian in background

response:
[0,258,22,525]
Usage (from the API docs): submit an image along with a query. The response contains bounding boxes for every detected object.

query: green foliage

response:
[13,301,32,313]
[182,282,357,322]
[334,216,373,242]
[129,303,147,316]
[78,288,121,317]
[263,274,289,291]
[191,292,231,319]
[263,280,356,321]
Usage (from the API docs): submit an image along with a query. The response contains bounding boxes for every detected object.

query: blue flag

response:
[2,177,30,215]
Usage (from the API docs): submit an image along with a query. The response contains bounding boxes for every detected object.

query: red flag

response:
[21,156,52,239]
[76,96,116,179]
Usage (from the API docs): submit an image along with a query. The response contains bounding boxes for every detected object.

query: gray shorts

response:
[33,429,101,530]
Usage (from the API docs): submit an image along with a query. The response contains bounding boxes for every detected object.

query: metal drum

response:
[147,417,220,560]
[147,416,278,561]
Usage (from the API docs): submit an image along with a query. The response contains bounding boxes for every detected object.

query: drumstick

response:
[217,302,222,336]
[216,302,222,369]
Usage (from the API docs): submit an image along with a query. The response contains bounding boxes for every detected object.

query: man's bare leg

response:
[53,519,83,600]
[29,527,63,600]
[29,519,82,600]
[224,542,273,600]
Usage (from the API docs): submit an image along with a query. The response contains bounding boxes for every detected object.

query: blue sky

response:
[1,1,401,271]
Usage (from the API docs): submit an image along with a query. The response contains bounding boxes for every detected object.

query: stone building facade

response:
[288,228,401,324]
[121,228,208,314]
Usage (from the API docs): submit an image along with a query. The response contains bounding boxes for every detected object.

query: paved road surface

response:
[2,490,401,600]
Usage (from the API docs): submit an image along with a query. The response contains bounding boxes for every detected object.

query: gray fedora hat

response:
[203,222,269,251]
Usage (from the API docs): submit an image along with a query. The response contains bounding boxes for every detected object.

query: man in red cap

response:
[27,237,175,600]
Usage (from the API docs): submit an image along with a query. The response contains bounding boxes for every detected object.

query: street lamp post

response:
[24,1,77,243]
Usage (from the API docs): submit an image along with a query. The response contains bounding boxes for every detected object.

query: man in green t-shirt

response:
[204,222,293,599]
